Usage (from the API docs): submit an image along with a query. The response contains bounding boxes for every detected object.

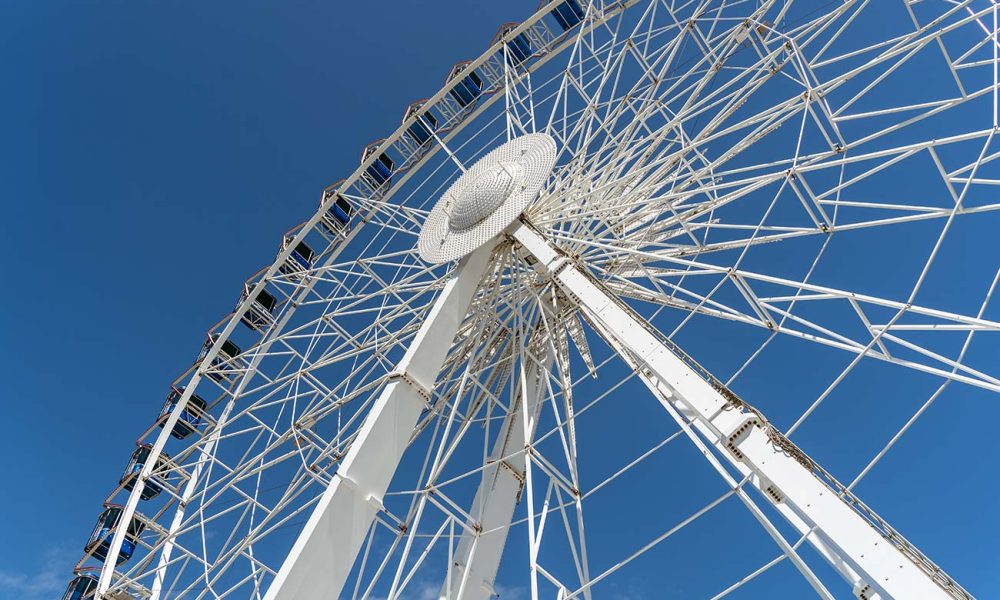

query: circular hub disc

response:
[418,133,557,264]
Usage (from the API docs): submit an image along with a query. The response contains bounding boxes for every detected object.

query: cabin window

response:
[553,0,586,31]
[221,339,241,358]
[256,289,277,312]
[335,197,353,216]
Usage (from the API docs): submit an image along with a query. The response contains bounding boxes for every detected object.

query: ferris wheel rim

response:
[91,2,614,588]
[81,2,1000,599]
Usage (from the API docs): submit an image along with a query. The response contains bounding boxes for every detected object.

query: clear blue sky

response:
[0,1,523,596]
[1,2,997,599]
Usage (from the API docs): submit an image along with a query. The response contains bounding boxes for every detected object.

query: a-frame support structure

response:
[263,222,958,600]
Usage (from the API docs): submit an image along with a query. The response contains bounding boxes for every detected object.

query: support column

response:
[510,220,954,600]
[263,245,493,600]
[441,332,553,600]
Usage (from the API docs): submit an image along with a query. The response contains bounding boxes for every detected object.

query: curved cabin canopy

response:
[159,387,207,439]
[120,444,168,501]
[361,140,394,190]
[85,505,146,565]
[62,573,98,600]
[446,61,484,109]
[492,22,532,65]
[403,100,438,147]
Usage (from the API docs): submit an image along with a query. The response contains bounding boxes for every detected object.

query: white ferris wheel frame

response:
[259,218,964,600]
[88,1,1000,599]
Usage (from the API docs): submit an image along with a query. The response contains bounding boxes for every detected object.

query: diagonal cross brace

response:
[440,329,555,600]
[509,219,961,600]
[263,246,494,600]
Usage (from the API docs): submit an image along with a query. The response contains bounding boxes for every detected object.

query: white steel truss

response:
[82,1,998,599]
[264,246,494,600]
[511,219,964,600]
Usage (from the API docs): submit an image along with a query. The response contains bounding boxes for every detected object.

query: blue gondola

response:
[198,333,243,382]
[330,195,353,225]
[120,444,168,501]
[403,100,438,147]
[279,237,315,275]
[551,0,586,31]
[319,186,355,236]
[289,239,314,270]
[447,61,484,108]
[240,284,278,331]
[494,23,532,65]
[362,141,394,189]
[62,572,98,600]
[84,505,146,565]
[158,387,207,439]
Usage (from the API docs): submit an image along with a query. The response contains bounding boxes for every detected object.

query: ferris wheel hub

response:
[418,132,557,264]
[448,161,523,231]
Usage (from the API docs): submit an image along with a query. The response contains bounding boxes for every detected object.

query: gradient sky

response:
[0,1,525,596]
[1,2,998,599]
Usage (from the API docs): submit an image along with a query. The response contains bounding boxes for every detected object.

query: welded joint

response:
[755,474,784,504]
[498,459,526,486]
[479,579,498,596]
[336,473,385,513]
[853,581,882,600]
[386,370,432,402]
[550,257,573,280]
[721,413,759,462]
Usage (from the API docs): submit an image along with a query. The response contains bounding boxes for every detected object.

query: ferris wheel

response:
[63,1,1000,599]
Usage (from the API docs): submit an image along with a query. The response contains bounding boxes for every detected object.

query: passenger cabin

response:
[158,387,207,439]
[550,0,586,31]
[279,237,315,276]
[319,186,355,236]
[62,572,98,600]
[447,61,485,108]
[240,284,278,331]
[199,333,243,383]
[403,100,438,147]
[120,444,169,501]
[85,505,146,565]
[493,23,533,66]
[362,141,394,190]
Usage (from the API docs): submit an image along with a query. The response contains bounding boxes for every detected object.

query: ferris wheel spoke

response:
[83,3,998,599]
[349,306,530,597]
[513,218,973,598]
[592,261,1000,392]
[143,256,456,596]
[502,44,539,139]
[539,13,999,255]
[712,269,1000,600]
[846,267,1000,489]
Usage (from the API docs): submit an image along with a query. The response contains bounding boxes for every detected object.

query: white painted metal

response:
[263,244,493,600]
[440,336,553,600]
[95,379,204,594]
[509,220,954,600]
[82,1,999,598]
[418,133,557,264]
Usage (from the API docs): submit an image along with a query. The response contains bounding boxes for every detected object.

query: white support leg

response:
[440,335,553,600]
[263,245,493,600]
[510,220,953,600]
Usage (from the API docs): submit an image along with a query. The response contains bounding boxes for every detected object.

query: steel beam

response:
[262,245,493,600]
[440,331,553,600]
[510,220,954,600]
